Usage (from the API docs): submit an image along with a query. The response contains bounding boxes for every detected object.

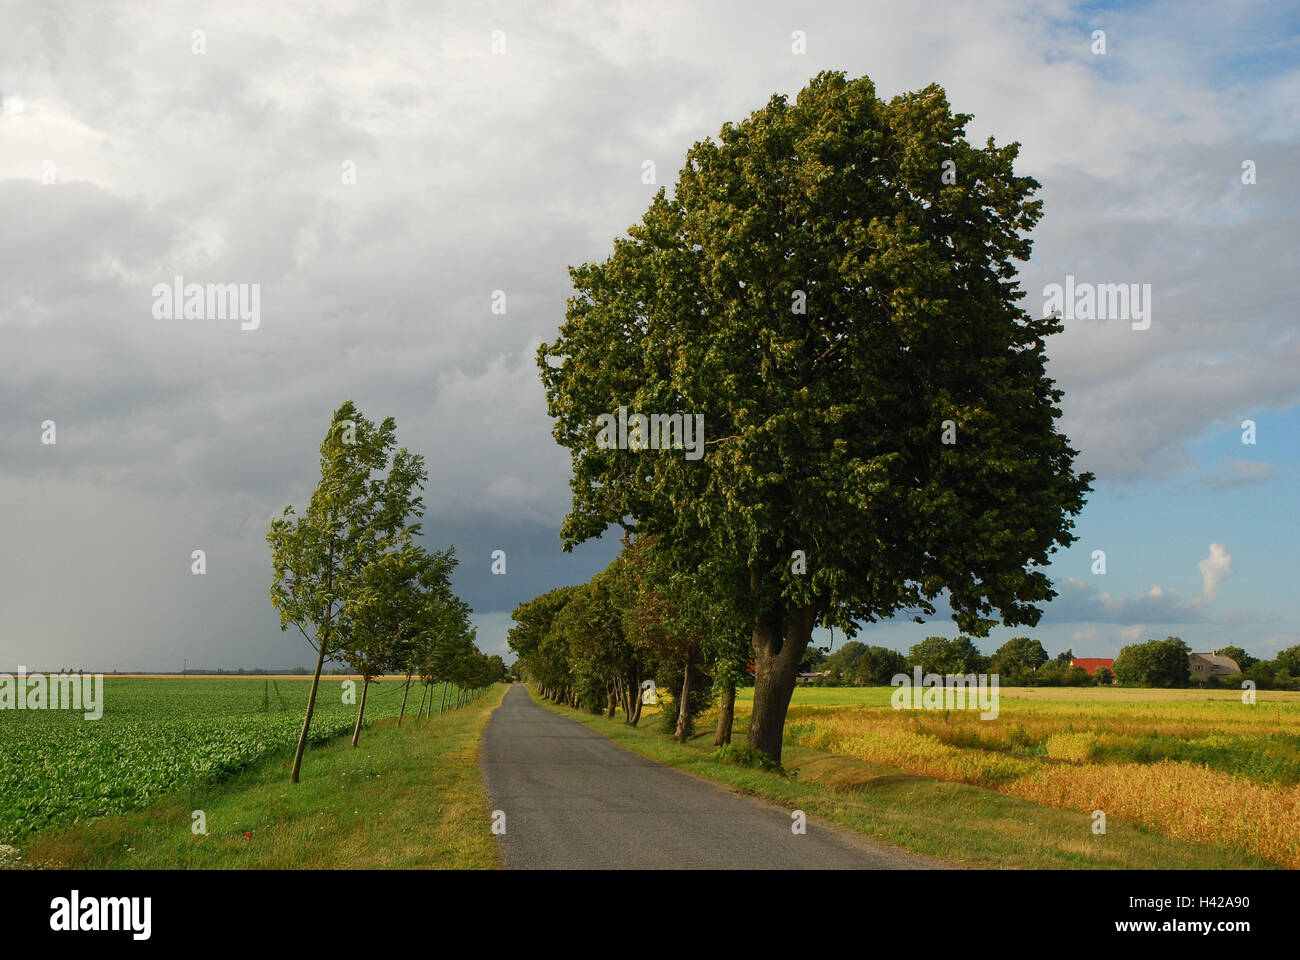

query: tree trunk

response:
[290,638,328,783]
[350,675,370,747]
[416,682,428,720]
[747,604,816,764]
[612,676,624,716]
[629,666,643,726]
[713,677,736,746]
[674,654,693,742]
[440,682,449,714]
[398,672,412,726]
[606,682,617,719]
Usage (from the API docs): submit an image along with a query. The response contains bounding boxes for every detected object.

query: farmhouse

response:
[796,671,831,684]
[1188,651,1241,680]
[1070,657,1114,677]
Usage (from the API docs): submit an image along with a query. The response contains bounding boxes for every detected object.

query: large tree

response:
[1113,636,1191,688]
[1216,645,1255,673]
[907,636,989,675]
[539,71,1091,762]
[855,646,909,686]
[990,636,1050,681]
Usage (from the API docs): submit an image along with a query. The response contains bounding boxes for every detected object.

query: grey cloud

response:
[1046,577,1207,624]
[0,1,1295,668]
[1199,459,1282,491]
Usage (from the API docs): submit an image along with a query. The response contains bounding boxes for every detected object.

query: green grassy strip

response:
[11,686,507,870]
[528,686,1272,870]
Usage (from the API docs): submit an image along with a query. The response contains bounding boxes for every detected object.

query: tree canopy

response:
[538,71,1091,761]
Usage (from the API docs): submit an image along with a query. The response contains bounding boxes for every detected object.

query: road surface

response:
[479,684,947,869]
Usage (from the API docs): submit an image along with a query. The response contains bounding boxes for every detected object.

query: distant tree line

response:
[801,635,1300,690]
[804,636,1091,686]
[1113,638,1299,691]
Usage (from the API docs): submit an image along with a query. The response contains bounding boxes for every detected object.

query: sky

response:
[0,0,1296,671]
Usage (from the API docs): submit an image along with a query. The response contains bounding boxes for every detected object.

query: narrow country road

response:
[479,684,947,869]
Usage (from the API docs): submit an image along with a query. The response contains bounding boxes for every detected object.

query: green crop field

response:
[0,676,441,844]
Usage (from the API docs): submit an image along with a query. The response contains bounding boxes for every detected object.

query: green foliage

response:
[554,572,635,713]
[1274,645,1300,677]
[268,402,426,664]
[1218,645,1257,673]
[712,743,785,775]
[342,543,455,683]
[654,658,714,736]
[818,642,909,686]
[507,584,585,698]
[856,646,910,686]
[1244,660,1277,690]
[1034,659,1092,687]
[1113,637,1192,688]
[539,70,1091,635]
[821,641,868,684]
[907,636,989,675]
[536,71,1091,760]
[267,402,489,764]
[990,637,1049,682]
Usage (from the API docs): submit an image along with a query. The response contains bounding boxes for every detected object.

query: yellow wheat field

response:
[744,687,1300,868]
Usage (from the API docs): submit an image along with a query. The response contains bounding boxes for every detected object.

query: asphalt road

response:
[479,684,946,869]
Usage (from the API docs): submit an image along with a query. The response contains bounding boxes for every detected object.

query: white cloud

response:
[1196,542,1234,606]
[1118,625,1147,644]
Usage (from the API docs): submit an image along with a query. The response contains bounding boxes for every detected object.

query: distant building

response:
[1070,657,1114,677]
[796,671,831,684]
[1189,651,1241,680]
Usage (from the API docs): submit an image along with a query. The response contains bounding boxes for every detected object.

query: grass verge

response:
[527,686,1272,869]
[12,685,507,870]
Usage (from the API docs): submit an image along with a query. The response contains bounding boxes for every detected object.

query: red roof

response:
[1070,658,1114,675]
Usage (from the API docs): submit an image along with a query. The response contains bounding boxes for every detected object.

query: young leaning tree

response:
[400,550,462,725]
[267,401,426,781]
[538,71,1092,763]
[342,543,454,745]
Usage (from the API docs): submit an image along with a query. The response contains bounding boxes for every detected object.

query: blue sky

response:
[842,405,1299,661]
[0,0,1295,671]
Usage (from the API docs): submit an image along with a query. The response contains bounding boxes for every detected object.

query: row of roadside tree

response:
[509,535,750,746]
[267,401,506,782]
[516,71,1095,763]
